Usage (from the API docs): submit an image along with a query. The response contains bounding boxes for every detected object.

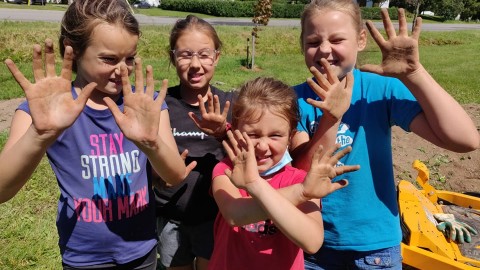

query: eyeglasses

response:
[171,48,218,66]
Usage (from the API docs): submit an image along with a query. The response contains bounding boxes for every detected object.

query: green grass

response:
[0,17,479,269]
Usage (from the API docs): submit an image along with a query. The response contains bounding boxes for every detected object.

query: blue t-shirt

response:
[294,69,422,251]
[18,86,167,266]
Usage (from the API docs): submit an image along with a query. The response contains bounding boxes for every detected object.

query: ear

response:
[357,28,367,51]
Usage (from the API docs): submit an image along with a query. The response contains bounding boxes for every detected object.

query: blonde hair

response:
[300,0,363,52]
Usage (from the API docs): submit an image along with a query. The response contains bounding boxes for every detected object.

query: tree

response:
[460,0,480,21]
[249,0,272,69]
[432,0,464,20]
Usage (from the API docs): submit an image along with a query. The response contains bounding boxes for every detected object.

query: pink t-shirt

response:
[208,160,308,270]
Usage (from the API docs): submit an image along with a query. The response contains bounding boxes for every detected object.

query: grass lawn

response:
[0,9,479,269]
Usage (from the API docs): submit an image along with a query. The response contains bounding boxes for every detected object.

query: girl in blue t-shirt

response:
[290,0,479,269]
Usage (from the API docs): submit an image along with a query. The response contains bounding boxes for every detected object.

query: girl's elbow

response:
[302,239,323,254]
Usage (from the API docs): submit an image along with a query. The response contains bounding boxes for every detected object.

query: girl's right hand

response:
[5,39,95,141]
[222,130,262,190]
[306,58,353,121]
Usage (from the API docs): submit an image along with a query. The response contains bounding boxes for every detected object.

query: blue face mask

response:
[260,150,293,177]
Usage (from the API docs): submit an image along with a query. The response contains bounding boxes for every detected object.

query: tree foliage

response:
[390,0,479,21]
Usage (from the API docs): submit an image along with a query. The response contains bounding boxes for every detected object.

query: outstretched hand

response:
[360,8,422,78]
[188,92,230,138]
[222,130,261,190]
[306,59,353,121]
[5,39,95,141]
[302,144,359,199]
[104,58,167,149]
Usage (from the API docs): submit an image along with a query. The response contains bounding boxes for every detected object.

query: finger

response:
[60,46,74,82]
[306,98,327,111]
[5,59,32,92]
[188,112,202,129]
[381,8,396,38]
[197,94,207,115]
[320,58,338,85]
[32,43,45,80]
[359,63,384,75]
[309,66,330,93]
[155,79,168,107]
[222,136,236,160]
[411,17,422,40]
[241,131,254,152]
[335,164,360,175]
[213,94,221,114]
[186,161,197,175]
[134,57,144,94]
[365,20,386,48]
[206,92,214,113]
[233,130,247,150]
[44,39,56,77]
[104,96,123,124]
[397,8,408,37]
[145,65,154,97]
[180,149,189,160]
[331,179,349,191]
[306,78,327,101]
[332,145,352,161]
[311,145,324,166]
[76,82,97,107]
[120,65,132,97]
[221,100,231,119]
[344,71,354,93]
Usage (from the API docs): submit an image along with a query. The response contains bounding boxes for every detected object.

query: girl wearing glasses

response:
[153,15,235,270]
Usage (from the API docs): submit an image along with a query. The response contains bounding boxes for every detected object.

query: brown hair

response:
[232,77,299,135]
[169,15,222,64]
[59,0,140,71]
[300,0,363,53]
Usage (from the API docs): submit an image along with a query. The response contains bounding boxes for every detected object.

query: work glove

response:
[433,213,478,243]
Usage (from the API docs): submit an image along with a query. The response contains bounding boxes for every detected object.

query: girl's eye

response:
[331,39,344,44]
[126,57,135,65]
[101,57,117,64]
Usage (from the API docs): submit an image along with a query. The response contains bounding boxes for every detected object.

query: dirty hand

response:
[188,92,230,138]
[434,213,478,243]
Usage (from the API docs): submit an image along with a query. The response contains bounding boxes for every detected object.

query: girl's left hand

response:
[222,130,261,190]
[302,144,360,199]
[188,92,230,138]
[360,8,422,78]
[105,58,167,149]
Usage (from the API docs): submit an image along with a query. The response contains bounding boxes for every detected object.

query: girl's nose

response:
[319,41,332,54]
[255,139,268,151]
[189,54,202,67]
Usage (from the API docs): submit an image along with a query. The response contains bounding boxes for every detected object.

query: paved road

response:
[1,8,480,31]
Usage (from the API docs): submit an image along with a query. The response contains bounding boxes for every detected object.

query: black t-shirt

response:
[154,85,236,225]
